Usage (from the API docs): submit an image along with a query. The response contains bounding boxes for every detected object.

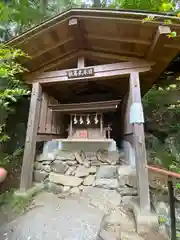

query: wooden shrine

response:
[7,8,180,214]
[48,99,120,140]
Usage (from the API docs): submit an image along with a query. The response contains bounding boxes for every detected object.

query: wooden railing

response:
[147,165,180,240]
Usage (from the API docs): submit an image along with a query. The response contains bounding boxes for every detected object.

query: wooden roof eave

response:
[5,8,180,93]
[6,8,180,47]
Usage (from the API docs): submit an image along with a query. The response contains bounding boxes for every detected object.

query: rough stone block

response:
[66,160,77,166]
[70,187,81,194]
[89,166,97,174]
[65,166,76,176]
[117,166,136,187]
[83,161,91,168]
[117,187,138,197]
[46,182,63,194]
[37,153,56,162]
[99,230,118,240]
[94,179,118,190]
[107,151,120,164]
[63,186,71,192]
[85,152,97,161]
[91,160,101,166]
[51,161,68,174]
[104,209,136,233]
[74,152,84,164]
[144,230,170,240]
[96,166,117,179]
[56,150,75,161]
[43,165,51,173]
[49,173,83,187]
[34,170,48,182]
[120,232,144,240]
[83,175,95,186]
[75,166,90,177]
[129,198,159,237]
[34,162,43,170]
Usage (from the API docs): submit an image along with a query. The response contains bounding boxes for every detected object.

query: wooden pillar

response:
[20,83,42,190]
[78,56,85,68]
[69,114,73,137]
[129,72,150,213]
[100,114,103,137]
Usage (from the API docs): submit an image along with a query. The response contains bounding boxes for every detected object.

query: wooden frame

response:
[129,72,150,212]
[20,83,42,190]
[49,100,120,113]
[20,56,152,217]
[21,59,152,215]
[27,60,153,83]
[68,113,104,139]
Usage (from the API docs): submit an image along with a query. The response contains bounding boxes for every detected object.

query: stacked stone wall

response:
[34,149,124,194]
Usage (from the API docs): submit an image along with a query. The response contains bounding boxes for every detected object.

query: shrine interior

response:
[42,75,129,146]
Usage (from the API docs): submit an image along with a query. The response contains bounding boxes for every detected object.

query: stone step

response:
[120,232,144,240]
[103,208,136,233]
[98,230,119,240]
[1,192,105,240]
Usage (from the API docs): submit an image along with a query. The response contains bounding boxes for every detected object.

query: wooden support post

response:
[69,114,73,137]
[78,56,85,68]
[129,72,150,213]
[100,114,103,137]
[20,83,42,190]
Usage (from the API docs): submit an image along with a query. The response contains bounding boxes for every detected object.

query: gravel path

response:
[0,191,104,240]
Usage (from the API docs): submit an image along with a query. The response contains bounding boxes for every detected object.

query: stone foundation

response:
[34,148,125,194]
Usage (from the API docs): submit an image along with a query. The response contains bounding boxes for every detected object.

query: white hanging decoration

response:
[86,115,90,125]
[73,114,78,124]
[129,103,144,124]
[80,116,83,124]
[94,114,98,124]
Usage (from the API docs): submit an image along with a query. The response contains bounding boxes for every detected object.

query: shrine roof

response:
[6,8,180,95]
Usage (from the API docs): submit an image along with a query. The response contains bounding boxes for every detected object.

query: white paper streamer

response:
[130,102,144,124]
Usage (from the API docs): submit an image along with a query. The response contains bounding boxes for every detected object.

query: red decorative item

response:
[79,130,88,138]
[0,167,7,183]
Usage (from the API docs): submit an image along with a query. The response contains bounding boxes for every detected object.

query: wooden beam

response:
[20,83,42,190]
[77,56,85,68]
[146,25,171,61]
[32,50,78,73]
[49,100,120,113]
[82,50,138,62]
[59,92,117,103]
[25,50,79,80]
[88,46,144,58]
[86,34,151,45]
[68,18,86,50]
[129,72,150,213]
[28,48,143,76]
[29,60,153,84]
[24,37,74,61]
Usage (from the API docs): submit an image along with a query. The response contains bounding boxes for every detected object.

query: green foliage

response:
[0,148,24,169]
[0,189,33,214]
[0,45,28,77]
[0,44,30,144]
[144,83,180,175]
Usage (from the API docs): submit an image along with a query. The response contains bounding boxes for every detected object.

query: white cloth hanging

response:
[129,102,144,124]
